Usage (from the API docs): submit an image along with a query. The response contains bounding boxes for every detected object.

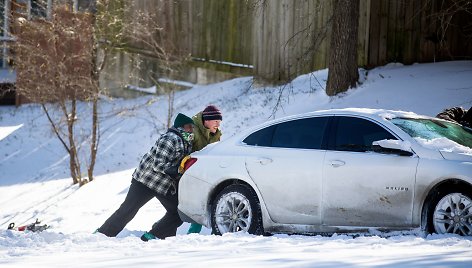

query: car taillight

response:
[183,157,198,172]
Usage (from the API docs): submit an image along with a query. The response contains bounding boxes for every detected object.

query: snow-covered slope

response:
[1,61,472,267]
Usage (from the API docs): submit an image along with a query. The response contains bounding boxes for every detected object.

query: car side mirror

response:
[372,139,414,156]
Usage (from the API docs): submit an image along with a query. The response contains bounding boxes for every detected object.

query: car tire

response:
[211,184,264,235]
[425,189,472,236]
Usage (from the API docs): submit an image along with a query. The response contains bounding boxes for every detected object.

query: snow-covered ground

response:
[1,61,472,267]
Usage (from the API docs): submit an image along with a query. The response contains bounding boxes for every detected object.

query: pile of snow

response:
[373,139,413,152]
[1,61,472,267]
[0,124,22,142]
[415,137,472,155]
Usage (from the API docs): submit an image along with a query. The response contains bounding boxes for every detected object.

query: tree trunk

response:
[326,0,360,96]
[87,95,98,182]
[66,99,82,185]
[87,5,105,184]
[167,89,175,129]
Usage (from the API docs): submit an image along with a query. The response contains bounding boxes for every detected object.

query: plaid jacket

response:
[132,128,192,195]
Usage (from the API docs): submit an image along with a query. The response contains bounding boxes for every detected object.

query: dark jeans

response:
[97,180,182,239]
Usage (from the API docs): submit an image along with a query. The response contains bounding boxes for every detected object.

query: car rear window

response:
[243,125,276,147]
[271,117,328,149]
[243,117,328,149]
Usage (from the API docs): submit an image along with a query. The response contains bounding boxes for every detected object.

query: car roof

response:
[228,108,430,142]
[302,108,425,119]
[261,108,430,127]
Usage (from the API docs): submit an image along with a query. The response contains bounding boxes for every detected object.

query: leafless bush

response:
[122,1,190,127]
[433,0,472,53]
[13,4,98,186]
[11,0,195,187]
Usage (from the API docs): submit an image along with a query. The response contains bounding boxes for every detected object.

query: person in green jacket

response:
[187,105,222,234]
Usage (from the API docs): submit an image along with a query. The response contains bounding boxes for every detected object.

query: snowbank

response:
[1,61,472,267]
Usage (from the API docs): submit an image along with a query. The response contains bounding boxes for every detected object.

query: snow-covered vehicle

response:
[178,109,472,236]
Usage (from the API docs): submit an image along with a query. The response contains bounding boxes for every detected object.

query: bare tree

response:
[13,4,97,186]
[122,1,189,128]
[11,0,186,186]
[326,0,359,96]
[432,0,472,58]
[95,1,188,129]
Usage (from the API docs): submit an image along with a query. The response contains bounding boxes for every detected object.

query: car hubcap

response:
[433,193,472,235]
[215,192,252,233]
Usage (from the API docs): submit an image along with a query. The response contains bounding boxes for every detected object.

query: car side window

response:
[243,125,276,147]
[335,117,396,152]
[271,117,328,149]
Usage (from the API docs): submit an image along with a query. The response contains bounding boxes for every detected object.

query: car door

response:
[244,116,330,225]
[322,116,419,227]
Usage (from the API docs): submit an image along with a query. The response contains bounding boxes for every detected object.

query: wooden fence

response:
[367,0,472,67]
[118,0,472,84]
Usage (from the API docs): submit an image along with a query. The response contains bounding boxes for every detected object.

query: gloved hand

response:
[164,164,180,180]
[179,155,191,174]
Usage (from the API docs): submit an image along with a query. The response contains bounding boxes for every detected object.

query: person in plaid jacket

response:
[97,113,194,241]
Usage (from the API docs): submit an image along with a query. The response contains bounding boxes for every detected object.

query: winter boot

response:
[187,223,202,234]
[140,231,157,241]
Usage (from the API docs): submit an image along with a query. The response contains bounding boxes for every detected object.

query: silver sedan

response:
[178,109,472,236]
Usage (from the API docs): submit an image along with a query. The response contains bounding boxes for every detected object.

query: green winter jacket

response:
[192,112,222,152]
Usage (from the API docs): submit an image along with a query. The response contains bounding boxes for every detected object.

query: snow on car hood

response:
[414,137,472,160]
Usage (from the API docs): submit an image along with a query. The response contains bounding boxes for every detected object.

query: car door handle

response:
[256,157,273,165]
[330,160,345,167]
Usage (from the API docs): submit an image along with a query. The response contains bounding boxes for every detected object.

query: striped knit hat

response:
[202,105,222,121]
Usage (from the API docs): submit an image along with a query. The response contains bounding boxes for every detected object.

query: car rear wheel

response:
[431,192,472,235]
[211,184,264,235]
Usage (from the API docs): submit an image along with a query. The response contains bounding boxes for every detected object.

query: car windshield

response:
[390,118,472,149]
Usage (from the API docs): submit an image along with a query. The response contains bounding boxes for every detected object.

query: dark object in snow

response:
[7,219,50,232]
[436,106,472,127]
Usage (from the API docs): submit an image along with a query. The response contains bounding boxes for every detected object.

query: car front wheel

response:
[431,192,472,236]
[211,184,264,235]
